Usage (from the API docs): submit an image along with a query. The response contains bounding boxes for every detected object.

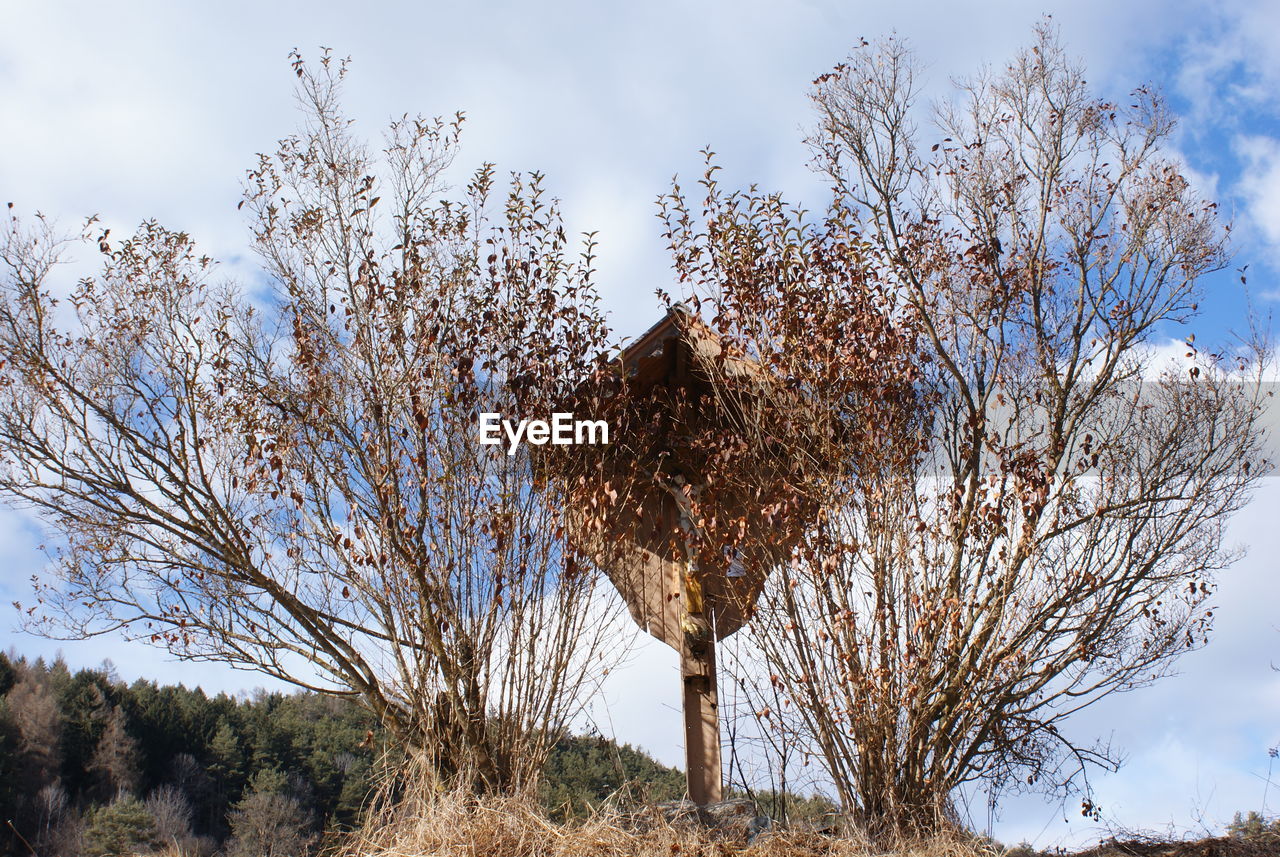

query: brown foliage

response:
[0,50,624,793]
[7,675,63,793]
[662,25,1271,840]
[91,706,143,798]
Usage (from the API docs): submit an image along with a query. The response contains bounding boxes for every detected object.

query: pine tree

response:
[83,795,159,856]
[89,706,142,798]
[57,668,111,797]
[209,718,246,789]
[7,675,63,791]
[0,650,16,696]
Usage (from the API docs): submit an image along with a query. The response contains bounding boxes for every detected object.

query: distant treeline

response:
[0,651,686,856]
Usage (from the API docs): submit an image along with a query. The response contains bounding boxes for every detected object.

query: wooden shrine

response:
[578,305,818,805]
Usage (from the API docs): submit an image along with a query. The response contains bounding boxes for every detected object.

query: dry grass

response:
[1072,834,1280,857]
[331,781,1004,857]
[328,776,1280,857]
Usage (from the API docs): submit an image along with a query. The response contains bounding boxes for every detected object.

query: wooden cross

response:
[580,306,810,805]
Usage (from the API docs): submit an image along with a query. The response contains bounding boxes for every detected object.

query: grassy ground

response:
[325,788,1280,857]
[1067,835,1280,857]
[332,788,997,857]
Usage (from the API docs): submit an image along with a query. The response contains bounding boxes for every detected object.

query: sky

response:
[2,0,1280,849]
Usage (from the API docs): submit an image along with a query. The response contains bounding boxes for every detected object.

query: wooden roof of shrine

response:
[579,305,811,649]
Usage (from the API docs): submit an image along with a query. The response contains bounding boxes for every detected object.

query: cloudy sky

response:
[2,0,1279,848]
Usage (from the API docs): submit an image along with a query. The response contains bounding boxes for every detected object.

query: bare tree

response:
[662,25,1271,839]
[227,790,314,857]
[226,770,316,857]
[145,784,194,848]
[0,50,624,793]
[34,783,69,850]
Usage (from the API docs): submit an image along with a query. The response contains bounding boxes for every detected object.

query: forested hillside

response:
[0,652,684,856]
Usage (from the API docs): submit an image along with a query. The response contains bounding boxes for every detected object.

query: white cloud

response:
[0,0,1237,333]
[1,0,1279,844]
[1234,135,1280,270]
[1174,0,1280,128]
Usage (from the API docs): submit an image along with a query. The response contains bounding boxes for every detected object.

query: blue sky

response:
[2,0,1279,848]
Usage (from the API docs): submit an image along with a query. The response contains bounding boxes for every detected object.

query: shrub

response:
[84,795,159,856]
[226,772,315,857]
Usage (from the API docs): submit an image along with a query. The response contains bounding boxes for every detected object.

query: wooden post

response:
[681,632,721,804]
[677,527,722,805]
